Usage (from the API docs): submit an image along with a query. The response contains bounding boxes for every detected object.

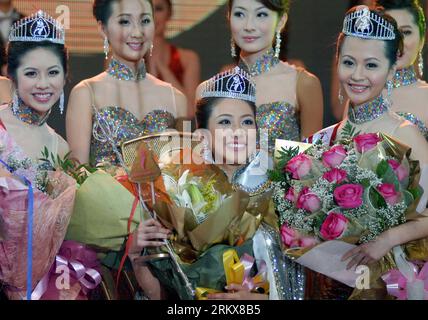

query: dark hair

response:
[336,6,404,67]
[93,0,154,25]
[195,97,256,129]
[376,0,426,42]
[228,0,290,17]
[227,0,290,60]
[7,41,68,83]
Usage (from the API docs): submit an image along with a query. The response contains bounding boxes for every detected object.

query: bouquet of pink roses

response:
[271,123,424,262]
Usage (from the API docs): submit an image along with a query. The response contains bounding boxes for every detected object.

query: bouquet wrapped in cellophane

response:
[271,123,428,299]
[0,126,77,299]
[123,134,273,299]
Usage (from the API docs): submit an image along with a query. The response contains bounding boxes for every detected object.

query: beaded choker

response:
[239,49,280,77]
[11,98,51,126]
[107,57,146,81]
[348,95,389,124]
[392,66,418,89]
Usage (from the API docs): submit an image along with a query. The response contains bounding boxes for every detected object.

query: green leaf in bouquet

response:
[376,160,389,178]
[270,146,300,183]
[339,121,360,143]
[402,190,415,207]
[369,187,387,209]
[408,185,424,201]
[376,160,400,189]
[312,212,328,230]
[361,178,371,189]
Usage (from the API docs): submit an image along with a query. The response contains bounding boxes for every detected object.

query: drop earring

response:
[103,36,109,60]
[231,38,237,58]
[274,30,281,59]
[386,80,393,106]
[59,91,64,115]
[12,90,19,114]
[418,50,424,77]
[338,87,344,104]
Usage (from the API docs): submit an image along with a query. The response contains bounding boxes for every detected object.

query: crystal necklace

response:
[348,95,389,125]
[107,57,146,81]
[11,97,51,126]
[392,66,418,88]
[238,48,280,76]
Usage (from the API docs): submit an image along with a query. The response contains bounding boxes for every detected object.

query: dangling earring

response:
[274,30,282,59]
[418,50,424,78]
[338,87,344,104]
[12,90,19,114]
[231,38,237,58]
[59,91,64,115]
[386,80,393,106]
[201,137,213,163]
[103,36,109,60]
[149,43,154,57]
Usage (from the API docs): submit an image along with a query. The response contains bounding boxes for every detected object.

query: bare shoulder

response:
[0,76,12,103]
[296,68,322,89]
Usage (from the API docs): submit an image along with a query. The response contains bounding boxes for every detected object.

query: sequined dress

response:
[90,106,175,165]
[84,61,176,166]
[392,67,428,141]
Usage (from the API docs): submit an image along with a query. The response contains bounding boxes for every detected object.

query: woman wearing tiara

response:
[66,0,188,167]
[128,67,289,300]
[205,0,324,153]
[306,5,428,299]
[0,11,76,300]
[375,0,428,140]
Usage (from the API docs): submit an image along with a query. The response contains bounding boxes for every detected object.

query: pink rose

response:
[353,133,382,153]
[334,184,364,208]
[285,154,312,180]
[323,168,348,184]
[322,145,347,168]
[280,225,300,248]
[320,212,348,240]
[299,236,320,248]
[388,160,409,182]
[285,187,296,203]
[377,183,400,205]
[297,187,321,213]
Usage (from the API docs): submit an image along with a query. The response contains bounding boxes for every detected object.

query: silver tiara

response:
[342,6,395,40]
[201,67,256,103]
[9,10,65,45]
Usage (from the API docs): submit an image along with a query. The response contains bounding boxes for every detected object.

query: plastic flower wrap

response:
[127,142,274,299]
[163,169,227,225]
[0,170,76,299]
[270,123,427,294]
[65,166,143,252]
[0,123,78,299]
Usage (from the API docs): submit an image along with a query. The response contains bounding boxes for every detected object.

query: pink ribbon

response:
[382,262,428,300]
[240,253,268,292]
[31,241,102,300]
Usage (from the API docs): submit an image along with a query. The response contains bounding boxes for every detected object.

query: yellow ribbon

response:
[223,249,245,285]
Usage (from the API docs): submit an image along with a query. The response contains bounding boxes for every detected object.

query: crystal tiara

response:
[9,10,65,45]
[342,6,395,40]
[200,67,256,103]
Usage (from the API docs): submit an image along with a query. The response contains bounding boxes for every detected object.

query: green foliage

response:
[339,121,360,143]
[39,146,97,185]
[268,146,300,183]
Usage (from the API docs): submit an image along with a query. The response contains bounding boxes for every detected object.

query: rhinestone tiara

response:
[9,10,65,45]
[201,67,256,103]
[342,6,395,40]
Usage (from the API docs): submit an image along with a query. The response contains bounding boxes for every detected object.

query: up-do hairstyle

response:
[228,0,290,17]
[227,0,290,60]
[376,0,426,42]
[336,6,404,67]
[93,0,154,25]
